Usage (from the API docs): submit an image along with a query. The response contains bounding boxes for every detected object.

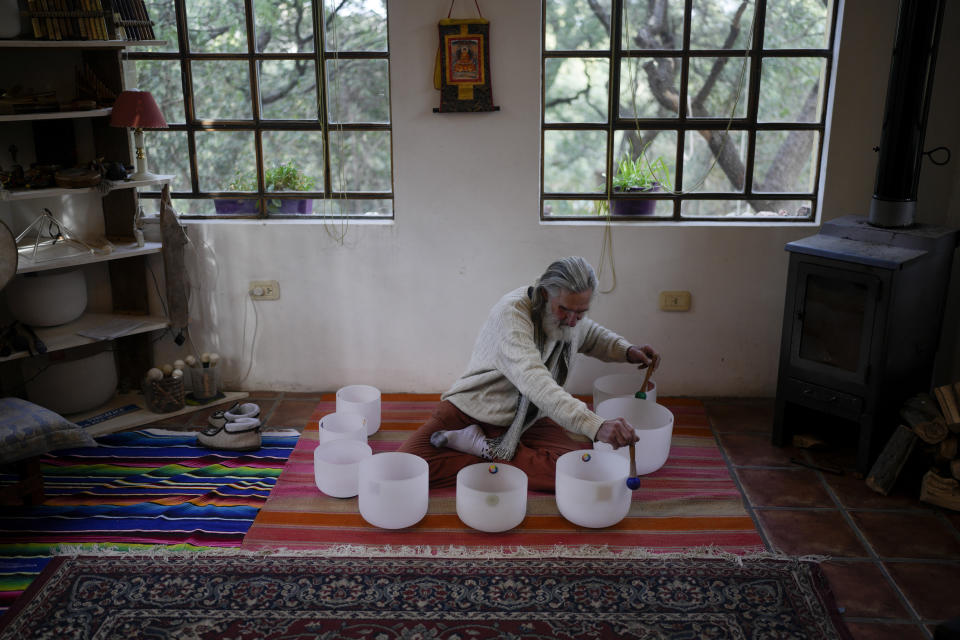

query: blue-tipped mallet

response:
[626,443,641,490]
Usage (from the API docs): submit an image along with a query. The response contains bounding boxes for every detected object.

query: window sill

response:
[539,218,821,228]
[145,215,395,227]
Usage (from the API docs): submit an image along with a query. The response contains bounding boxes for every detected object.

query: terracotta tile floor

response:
[162,393,960,639]
[703,398,960,640]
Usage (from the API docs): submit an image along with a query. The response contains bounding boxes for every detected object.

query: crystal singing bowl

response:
[314,439,372,498]
[318,411,368,443]
[336,384,381,435]
[358,452,429,529]
[555,450,631,528]
[593,373,657,408]
[594,397,674,475]
[456,463,528,532]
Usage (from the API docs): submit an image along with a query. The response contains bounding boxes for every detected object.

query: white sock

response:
[430,423,491,459]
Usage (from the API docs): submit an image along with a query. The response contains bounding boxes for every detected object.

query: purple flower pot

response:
[611,185,660,216]
[214,198,313,214]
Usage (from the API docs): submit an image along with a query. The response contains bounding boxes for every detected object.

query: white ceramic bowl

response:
[456,463,528,532]
[23,348,117,415]
[313,439,372,498]
[358,452,429,529]
[318,411,368,443]
[6,268,87,327]
[555,450,631,528]
[593,373,657,408]
[594,397,674,475]
[336,385,381,435]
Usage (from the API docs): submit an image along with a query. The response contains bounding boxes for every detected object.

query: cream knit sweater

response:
[443,287,632,442]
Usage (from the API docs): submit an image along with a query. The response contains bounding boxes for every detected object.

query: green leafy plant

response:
[228,162,316,192]
[611,153,672,192]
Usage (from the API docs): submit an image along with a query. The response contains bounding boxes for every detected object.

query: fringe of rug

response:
[49,542,828,565]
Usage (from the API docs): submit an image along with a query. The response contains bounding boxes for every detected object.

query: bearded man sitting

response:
[398,256,660,492]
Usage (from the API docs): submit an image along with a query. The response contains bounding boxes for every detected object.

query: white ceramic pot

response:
[594,397,674,475]
[23,349,117,415]
[555,450,631,528]
[318,411,368,443]
[336,384,381,435]
[314,439,372,498]
[6,268,87,327]
[358,452,428,529]
[456,462,528,532]
[593,372,657,408]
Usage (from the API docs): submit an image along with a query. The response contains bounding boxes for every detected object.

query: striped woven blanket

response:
[243,395,764,553]
[0,429,298,615]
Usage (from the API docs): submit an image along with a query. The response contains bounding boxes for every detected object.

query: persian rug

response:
[0,552,852,639]
[243,395,765,553]
[0,429,298,616]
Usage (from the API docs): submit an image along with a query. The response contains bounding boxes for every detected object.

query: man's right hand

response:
[595,418,638,449]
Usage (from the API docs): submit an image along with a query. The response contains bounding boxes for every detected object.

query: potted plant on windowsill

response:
[609,153,672,216]
[214,162,316,214]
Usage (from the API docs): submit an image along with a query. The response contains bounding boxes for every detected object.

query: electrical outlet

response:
[659,290,691,311]
[249,280,280,300]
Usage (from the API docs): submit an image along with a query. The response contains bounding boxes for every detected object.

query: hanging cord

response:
[319,4,349,245]
[448,0,483,19]
[598,2,755,293]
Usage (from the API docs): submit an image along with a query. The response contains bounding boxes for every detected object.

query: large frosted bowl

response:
[358,452,428,529]
[318,411,368,443]
[555,450,631,528]
[593,373,657,408]
[314,439,372,498]
[594,397,674,475]
[456,463,528,532]
[336,385,381,435]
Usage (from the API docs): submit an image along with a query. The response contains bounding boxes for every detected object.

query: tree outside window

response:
[542,0,836,221]
[129,0,392,218]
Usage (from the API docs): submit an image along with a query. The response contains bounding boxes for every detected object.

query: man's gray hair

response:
[530,256,598,310]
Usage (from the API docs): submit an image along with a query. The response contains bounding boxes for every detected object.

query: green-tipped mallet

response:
[634,355,658,399]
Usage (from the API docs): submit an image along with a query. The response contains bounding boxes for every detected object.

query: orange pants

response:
[397,399,591,492]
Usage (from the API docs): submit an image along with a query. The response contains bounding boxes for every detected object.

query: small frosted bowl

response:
[555,450,631,528]
[594,397,674,475]
[336,384,381,435]
[314,439,372,498]
[318,411,368,443]
[456,463,528,532]
[358,452,428,529]
[593,373,657,408]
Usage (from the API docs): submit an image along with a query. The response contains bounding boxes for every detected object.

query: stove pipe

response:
[868,0,946,228]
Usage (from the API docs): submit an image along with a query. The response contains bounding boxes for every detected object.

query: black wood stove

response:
[772,0,959,472]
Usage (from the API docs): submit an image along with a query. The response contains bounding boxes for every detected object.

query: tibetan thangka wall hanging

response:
[434,0,499,113]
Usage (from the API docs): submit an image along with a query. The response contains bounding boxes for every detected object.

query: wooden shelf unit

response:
[0,38,199,435]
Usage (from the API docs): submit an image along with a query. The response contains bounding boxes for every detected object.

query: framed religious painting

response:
[434,8,499,113]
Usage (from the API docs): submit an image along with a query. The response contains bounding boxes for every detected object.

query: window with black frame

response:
[129,0,392,219]
[541,0,837,221]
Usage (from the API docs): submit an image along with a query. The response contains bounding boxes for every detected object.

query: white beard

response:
[541,311,573,344]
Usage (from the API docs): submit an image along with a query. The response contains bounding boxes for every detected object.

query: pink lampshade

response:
[110,90,168,129]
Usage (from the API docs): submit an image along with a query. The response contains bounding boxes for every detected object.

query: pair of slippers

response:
[197,402,262,451]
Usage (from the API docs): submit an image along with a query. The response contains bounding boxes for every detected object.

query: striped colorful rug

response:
[243,395,765,553]
[0,428,299,616]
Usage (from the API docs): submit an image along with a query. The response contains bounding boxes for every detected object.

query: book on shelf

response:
[22,0,151,42]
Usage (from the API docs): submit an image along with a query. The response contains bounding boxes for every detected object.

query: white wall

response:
[153,0,960,396]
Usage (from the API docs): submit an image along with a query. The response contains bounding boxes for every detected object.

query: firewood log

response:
[914,420,949,445]
[933,384,960,426]
[951,459,960,482]
[866,425,917,495]
[901,394,948,443]
[939,435,958,461]
[919,470,960,512]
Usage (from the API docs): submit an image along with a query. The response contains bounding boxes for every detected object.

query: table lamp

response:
[109,89,168,181]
